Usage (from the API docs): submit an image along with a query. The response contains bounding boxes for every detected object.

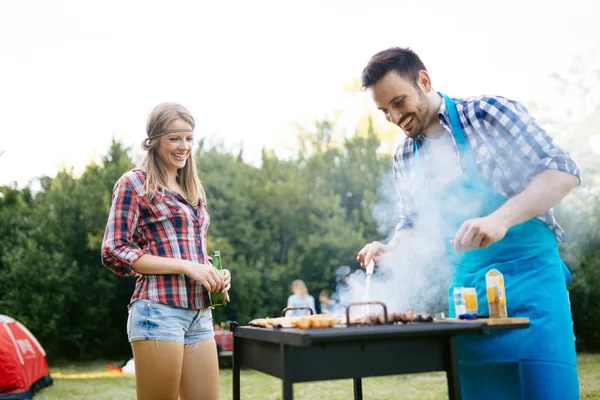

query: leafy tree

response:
[1,73,597,361]
[0,139,135,360]
[531,53,600,351]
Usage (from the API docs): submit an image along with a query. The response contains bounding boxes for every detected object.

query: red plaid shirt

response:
[101,169,211,309]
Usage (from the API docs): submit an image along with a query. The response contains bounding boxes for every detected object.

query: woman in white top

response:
[286,280,316,316]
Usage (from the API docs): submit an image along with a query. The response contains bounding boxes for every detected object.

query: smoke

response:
[315,89,599,344]
[330,214,453,316]
[328,134,480,316]
[325,93,591,317]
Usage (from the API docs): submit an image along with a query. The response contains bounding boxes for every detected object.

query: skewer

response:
[362,259,375,315]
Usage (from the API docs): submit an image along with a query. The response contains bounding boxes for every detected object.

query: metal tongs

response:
[361,259,375,315]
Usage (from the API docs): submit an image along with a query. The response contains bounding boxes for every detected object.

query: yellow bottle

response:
[485,269,507,318]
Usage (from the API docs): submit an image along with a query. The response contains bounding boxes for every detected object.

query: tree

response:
[530,53,600,351]
[0,139,136,360]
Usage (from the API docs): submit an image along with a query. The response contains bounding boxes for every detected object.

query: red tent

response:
[0,315,52,399]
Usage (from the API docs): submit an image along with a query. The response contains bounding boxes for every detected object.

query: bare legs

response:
[180,338,219,400]
[131,338,218,400]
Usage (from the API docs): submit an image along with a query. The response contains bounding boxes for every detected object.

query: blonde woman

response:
[102,102,231,400]
[286,280,316,316]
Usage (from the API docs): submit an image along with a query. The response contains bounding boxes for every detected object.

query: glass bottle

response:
[210,250,227,307]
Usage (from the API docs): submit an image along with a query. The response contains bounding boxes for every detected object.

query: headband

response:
[145,129,194,146]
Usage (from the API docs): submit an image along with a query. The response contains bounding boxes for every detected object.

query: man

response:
[356,47,580,399]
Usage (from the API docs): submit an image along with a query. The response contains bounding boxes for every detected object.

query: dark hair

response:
[361,47,427,89]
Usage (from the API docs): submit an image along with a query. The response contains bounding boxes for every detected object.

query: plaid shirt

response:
[101,169,211,309]
[393,95,581,242]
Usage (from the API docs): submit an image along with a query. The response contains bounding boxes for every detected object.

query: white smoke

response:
[327,91,591,318]
[331,133,484,316]
[331,216,453,316]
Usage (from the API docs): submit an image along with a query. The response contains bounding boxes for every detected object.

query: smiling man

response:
[356,47,580,399]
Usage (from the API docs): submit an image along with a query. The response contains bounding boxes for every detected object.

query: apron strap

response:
[439,93,478,175]
[413,93,477,177]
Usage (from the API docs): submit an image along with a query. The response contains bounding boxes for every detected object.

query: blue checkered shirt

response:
[393,95,581,242]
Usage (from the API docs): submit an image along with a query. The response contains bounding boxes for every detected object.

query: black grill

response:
[232,309,528,400]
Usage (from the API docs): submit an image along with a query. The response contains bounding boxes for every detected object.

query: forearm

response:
[358,221,412,265]
[131,254,190,275]
[387,229,412,248]
[491,169,579,229]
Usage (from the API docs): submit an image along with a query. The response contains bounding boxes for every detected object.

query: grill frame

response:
[232,320,529,400]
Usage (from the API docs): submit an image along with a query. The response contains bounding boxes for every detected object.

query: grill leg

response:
[353,378,363,400]
[445,336,462,400]
[282,380,293,400]
[233,336,241,400]
[281,344,294,400]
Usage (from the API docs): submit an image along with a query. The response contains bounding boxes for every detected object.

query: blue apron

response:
[413,94,579,400]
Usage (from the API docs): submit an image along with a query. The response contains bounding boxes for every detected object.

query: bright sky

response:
[1,0,598,187]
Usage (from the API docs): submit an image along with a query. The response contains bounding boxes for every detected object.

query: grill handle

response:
[282,307,314,317]
[346,301,388,325]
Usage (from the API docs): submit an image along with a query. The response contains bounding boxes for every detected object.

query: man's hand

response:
[451,170,579,255]
[452,214,509,255]
[357,241,390,267]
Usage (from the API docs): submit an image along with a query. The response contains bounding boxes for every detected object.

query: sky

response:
[1,0,598,187]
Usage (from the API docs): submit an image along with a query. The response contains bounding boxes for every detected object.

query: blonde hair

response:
[141,102,206,207]
[291,279,309,298]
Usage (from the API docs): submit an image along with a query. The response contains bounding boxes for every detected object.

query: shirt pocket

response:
[141,194,186,227]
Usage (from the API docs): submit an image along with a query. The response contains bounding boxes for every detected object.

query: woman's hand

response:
[222,269,231,303]
[183,261,225,293]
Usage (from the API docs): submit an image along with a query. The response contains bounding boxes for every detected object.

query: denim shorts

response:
[127,299,214,345]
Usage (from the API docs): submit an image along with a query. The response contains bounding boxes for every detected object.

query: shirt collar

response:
[437,94,450,127]
[414,94,449,143]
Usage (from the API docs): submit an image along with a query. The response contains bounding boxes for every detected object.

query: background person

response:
[286,279,316,316]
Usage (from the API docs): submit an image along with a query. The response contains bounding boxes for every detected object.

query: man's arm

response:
[453,170,579,253]
[473,96,581,185]
[357,229,412,267]
[357,146,416,266]
[492,169,579,228]
[386,228,413,249]
[453,96,581,253]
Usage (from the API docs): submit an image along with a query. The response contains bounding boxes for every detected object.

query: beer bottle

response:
[210,250,227,307]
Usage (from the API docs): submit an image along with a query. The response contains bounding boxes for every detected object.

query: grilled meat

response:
[248,309,434,329]
[349,309,434,325]
[249,315,338,329]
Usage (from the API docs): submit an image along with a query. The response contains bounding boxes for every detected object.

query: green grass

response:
[36,354,600,400]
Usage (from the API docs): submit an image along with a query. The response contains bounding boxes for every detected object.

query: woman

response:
[102,102,231,400]
[286,280,316,316]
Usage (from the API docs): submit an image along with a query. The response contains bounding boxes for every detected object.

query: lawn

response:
[36,353,600,399]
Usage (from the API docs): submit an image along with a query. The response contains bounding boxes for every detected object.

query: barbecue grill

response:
[232,302,529,400]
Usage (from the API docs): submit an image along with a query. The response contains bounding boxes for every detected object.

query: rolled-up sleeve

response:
[476,96,581,184]
[101,176,146,277]
[393,152,417,231]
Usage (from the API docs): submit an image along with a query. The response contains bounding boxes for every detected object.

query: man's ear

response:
[417,70,433,92]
